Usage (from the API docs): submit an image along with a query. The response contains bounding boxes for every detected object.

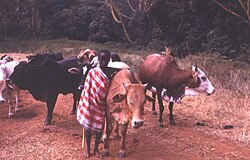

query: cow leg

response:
[44,94,58,125]
[157,89,164,128]
[103,119,113,156]
[113,121,120,139]
[8,89,15,117]
[168,102,176,125]
[15,89,19,112]
[70,92,78,115]
[8,99,14,118]
[103,107,113,157]
[151,92,157,115]
[119,123,128,158]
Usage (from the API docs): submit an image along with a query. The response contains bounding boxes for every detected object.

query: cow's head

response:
[9,61,30,89]
[0,61,19,81]
[10,53,54,86]
[112,83,154,129]
[77,49,97,64]
[0,55,13,62]
[187,66,215,96]
[9,58,48,91]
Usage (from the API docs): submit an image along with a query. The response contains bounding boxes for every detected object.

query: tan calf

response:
[103,69,154,158]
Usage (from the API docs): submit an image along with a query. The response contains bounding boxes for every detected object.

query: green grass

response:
[0,39,152,57]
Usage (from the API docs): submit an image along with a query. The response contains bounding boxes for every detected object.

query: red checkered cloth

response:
[77,67,110,132]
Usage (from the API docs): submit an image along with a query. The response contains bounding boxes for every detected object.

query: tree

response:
[0,0,18,40]
[212,0,250,28]
[0,0,41,39]
[19,0,40,38]
[104,0,159,44]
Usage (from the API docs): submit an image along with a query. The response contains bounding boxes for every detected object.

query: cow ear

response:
[165,46,171,55]
[146,94,155,102]
[112,93,126,103]
[192,65,199,82]
[123,83,131,90]
[192,72,198,83]
[68,67,79,74]
[192,65,198,72]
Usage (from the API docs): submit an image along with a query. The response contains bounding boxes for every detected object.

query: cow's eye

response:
[201,77,206,81]
[128,100,133,105]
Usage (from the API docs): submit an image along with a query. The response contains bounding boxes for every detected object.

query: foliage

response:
[0,0,249,57]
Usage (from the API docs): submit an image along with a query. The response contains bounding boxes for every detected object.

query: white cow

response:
[0,61,20,117]
[0,55,13,64]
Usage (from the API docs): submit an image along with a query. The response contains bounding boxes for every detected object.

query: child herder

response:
[77,49,118,158]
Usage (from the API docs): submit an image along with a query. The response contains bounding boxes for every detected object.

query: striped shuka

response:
[77,66,110,133]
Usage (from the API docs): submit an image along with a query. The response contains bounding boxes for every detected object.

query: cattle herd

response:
[0,48,215,158]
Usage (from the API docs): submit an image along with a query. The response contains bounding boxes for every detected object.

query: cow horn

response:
[29,55,49,67]
[68,67,79,74]
[142,83,148,87]
[142,83,148,92]
[6,80,15,90]
[27,56,34,63]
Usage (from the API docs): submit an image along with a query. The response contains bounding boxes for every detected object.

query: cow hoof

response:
[158,122,164,128]
[44,119,51,125]
[102,149,109,157]
[8,113,14,118]
[152,111,157,115]
[113,134,120,140]
[119,152,126,158]
[94,150,103,158]
[102,134,107,142]
[84,151,90,158]
[170,120,176,125]
[70,110,76,115]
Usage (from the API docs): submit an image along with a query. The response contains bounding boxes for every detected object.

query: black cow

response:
[77,52,122,90]
[10,54,85,125]
[110,52,121,62]
[26,52,64,61]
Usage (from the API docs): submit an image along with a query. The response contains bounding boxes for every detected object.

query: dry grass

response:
[120,52,250,145]
[1,39,249,145]
[172,53,250,144]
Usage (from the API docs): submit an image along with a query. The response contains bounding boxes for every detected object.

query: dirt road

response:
[1,90,250,160]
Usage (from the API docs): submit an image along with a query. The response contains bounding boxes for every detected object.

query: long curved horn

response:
[142,83,148,87]
[28,55,50,67]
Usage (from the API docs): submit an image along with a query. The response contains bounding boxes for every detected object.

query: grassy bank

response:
[0,39,152,56]
[1,39,250,144]
[175,53,250,144]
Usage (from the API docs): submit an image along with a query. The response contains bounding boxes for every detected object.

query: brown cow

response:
[103,69,154,158]
[139,48,215,127]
